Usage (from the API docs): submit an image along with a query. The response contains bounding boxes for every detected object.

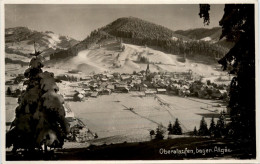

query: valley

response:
[5,41,229,148]
[5,17,231,150]
[3,3,257,160]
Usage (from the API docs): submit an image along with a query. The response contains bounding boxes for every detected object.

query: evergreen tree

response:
[208,117,216,137]
[199,4,256,142]
[172,118,182,135]
[198,117,209,136]
[154,124,165,140]
[6,50,69,152]
[167,122,173,134]
[220,5,255,141]
[199,4,210,25]
[193,126,198,136]
[215,112,226,138]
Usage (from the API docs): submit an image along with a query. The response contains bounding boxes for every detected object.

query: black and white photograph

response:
[1,1,259,162]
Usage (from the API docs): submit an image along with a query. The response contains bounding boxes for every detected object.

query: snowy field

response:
[46,43,227,78]
[5,89,226,146]
[67,92,225,145]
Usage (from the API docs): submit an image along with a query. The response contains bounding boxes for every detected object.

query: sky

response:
[5,4,224,41]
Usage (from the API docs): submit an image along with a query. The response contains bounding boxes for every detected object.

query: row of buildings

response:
[5,64,228,102]
[67,64,228,101]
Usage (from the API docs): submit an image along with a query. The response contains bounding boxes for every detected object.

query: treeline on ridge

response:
[51,17,230,60]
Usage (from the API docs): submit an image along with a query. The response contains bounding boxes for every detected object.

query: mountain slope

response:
[51,17,230,61]
[175,27,222,41]
[5,27,79,59]
[101,17,189,40]
[46,42,224,77]
[175,27,234,48]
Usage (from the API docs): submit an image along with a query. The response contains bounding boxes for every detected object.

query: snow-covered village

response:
[3,3,257,161]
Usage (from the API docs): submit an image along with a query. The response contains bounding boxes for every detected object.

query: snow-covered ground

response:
[4,41,229,147]
[171,37,178,41]
[200,36,212,41]
[5,79,226,146]
[5,53,31,63]
[66,92,225,145]
[44,33,61,48]
[46,42,226,78]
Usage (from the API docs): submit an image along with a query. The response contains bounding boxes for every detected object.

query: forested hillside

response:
[175,27,234,49]
[175,27,222,40]
[101,17,188,40]
[51,17,230,60]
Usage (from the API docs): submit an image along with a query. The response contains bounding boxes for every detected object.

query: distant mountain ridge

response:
[5,17,233,62]
[175,27,222,41]
[5,26,79,59]
[175,27,234,48]
[52,17,231,60]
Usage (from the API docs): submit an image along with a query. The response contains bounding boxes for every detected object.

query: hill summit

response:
[52,17,230,61]
[100,17,187,40]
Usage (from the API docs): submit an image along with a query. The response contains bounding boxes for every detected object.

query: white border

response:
[1,0,5,163]
[0,0,259,163]
[1,0,259,4]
